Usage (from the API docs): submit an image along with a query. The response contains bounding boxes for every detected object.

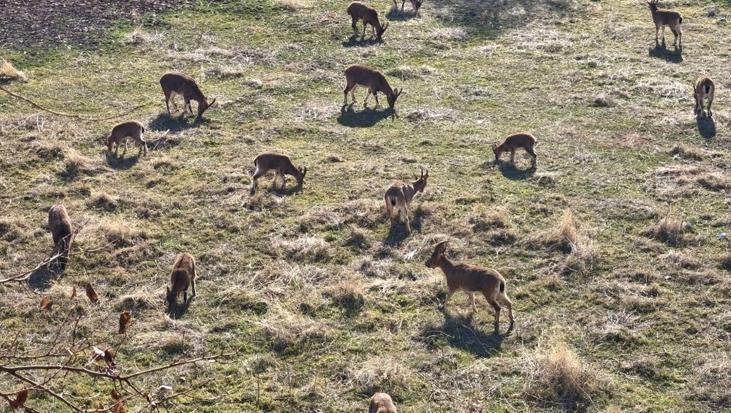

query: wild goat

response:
[384,167,428,233]
[107,121,147,158]
[348,2,389,42]
[493,133,537,168]
[250,153,307,194]
[166,253,197,308]
[344,64,402,110]
[160,72,216,120]
[48,204,72,271]
[425,241,515,333]
[369,393,397,413]
[693,77,715,118]
[648,0,682,47]
[394,0,422,12]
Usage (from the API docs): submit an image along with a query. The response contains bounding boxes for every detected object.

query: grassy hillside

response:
[1,0,729,411]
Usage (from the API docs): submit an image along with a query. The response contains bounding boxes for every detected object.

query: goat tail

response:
[499,280,505,293]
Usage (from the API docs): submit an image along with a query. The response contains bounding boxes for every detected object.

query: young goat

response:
[48,204,72,271]
[493,133,537,168]
[250,153,307,194]
[384,167,428,234]
[393,0,422,12]
[369,393,397,413]
[425,241,515,333]
[160,72,216,120]
[348,2,389,42]
[344,65,402,110]
[693,77,715,118]
[166,253,197,308]
[648,0,682,48]
[107,121,147,158]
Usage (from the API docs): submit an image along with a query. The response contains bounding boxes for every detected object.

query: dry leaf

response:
[84,282,99,304]
[112,399,127,413]
[111,389,122,400]
[70,286,77,298]
[104,348,116,368]
[118,311,132,334]
[40,296,53,310]
[9,389,28,408]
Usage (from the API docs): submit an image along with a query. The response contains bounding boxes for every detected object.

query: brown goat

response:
[107,121,147,158]
[160,72,216,120]
[394,0,422,12]
[426,241,515,333]
[250,153,307,194]
[344,64,402,110]
[348,2,389,42]
[48,204,73,271]
[384,167,428,233]
[166,253,197,308]
[493,133,537,168]
[648,0,682,47]
[369,392,397,413]
[693,77,715,118]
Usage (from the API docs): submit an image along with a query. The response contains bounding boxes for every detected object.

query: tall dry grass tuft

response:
[532,209,598,276]
[0,59,27,82]
[642,216,690,246]
[523,340,610,410]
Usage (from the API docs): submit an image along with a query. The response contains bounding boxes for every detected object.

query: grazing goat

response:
[648,0,682,47]
[250,153,307,194]
[48,204,72,271]
[425,241,515,333]
[107,121,147,158]
[394,0,422,12]
[166,253,197,308]
[160,72,216,120]
[384,167,428,233]
[369,393,397,413]
[344,64,402,110]
[348,2,389,42]
[693,77,715,118]
[493,133,537,168]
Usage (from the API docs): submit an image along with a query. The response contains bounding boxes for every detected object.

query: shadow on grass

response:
[497,161,536,180]
[417,309,505,358]
[648,43,683,63]
[337,105,395,127]
[696,116,716,139]
[166,297,193,319]
[384,207,425,246]
[148,112,201,133]
[342,33,382,48]
[105,152,140,170]
[385,7,419,21]
[28,266,58,290]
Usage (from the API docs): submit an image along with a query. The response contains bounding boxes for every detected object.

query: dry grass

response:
[530,209,598,276]
[0,59,27,82]
[642,216,691,247]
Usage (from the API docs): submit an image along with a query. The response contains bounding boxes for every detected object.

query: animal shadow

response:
[417,309,505,358]
[337,105,395,127]
[148,112,200,133]
[648,43,683,63]
[166,297,193,319]
[696,116,716,139]
[386,7,418,21]
[385,208,424,246]
[342,33,381,48]
[27,265,59,290]
[496,160,536,180]
[105,152,140,170]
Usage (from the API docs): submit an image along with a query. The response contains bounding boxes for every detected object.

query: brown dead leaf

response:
[70,286,77,298]
[104,348,116,368]
[118,311,132,334]
[111,389,122,400]
[84,282,99,304]
[39,296,53,311]
[9,389,28,408]
[112,399,127,413]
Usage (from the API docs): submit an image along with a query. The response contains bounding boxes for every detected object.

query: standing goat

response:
[344,64,402,110]
[369,393,397,413]
[384,167,428,233]
[250,153,307,194]
[166,253,197,309]
[648,0,682,48]
[493,133,537,168]
[394,0,422,12]
[348,2,389,42]
[693,77,715,118]
[160,72,216,120]
[107,121,147,158]
[425,241,515,333]
[48,204,72,271]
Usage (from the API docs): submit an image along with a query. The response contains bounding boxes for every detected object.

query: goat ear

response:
[435,241,448,253]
